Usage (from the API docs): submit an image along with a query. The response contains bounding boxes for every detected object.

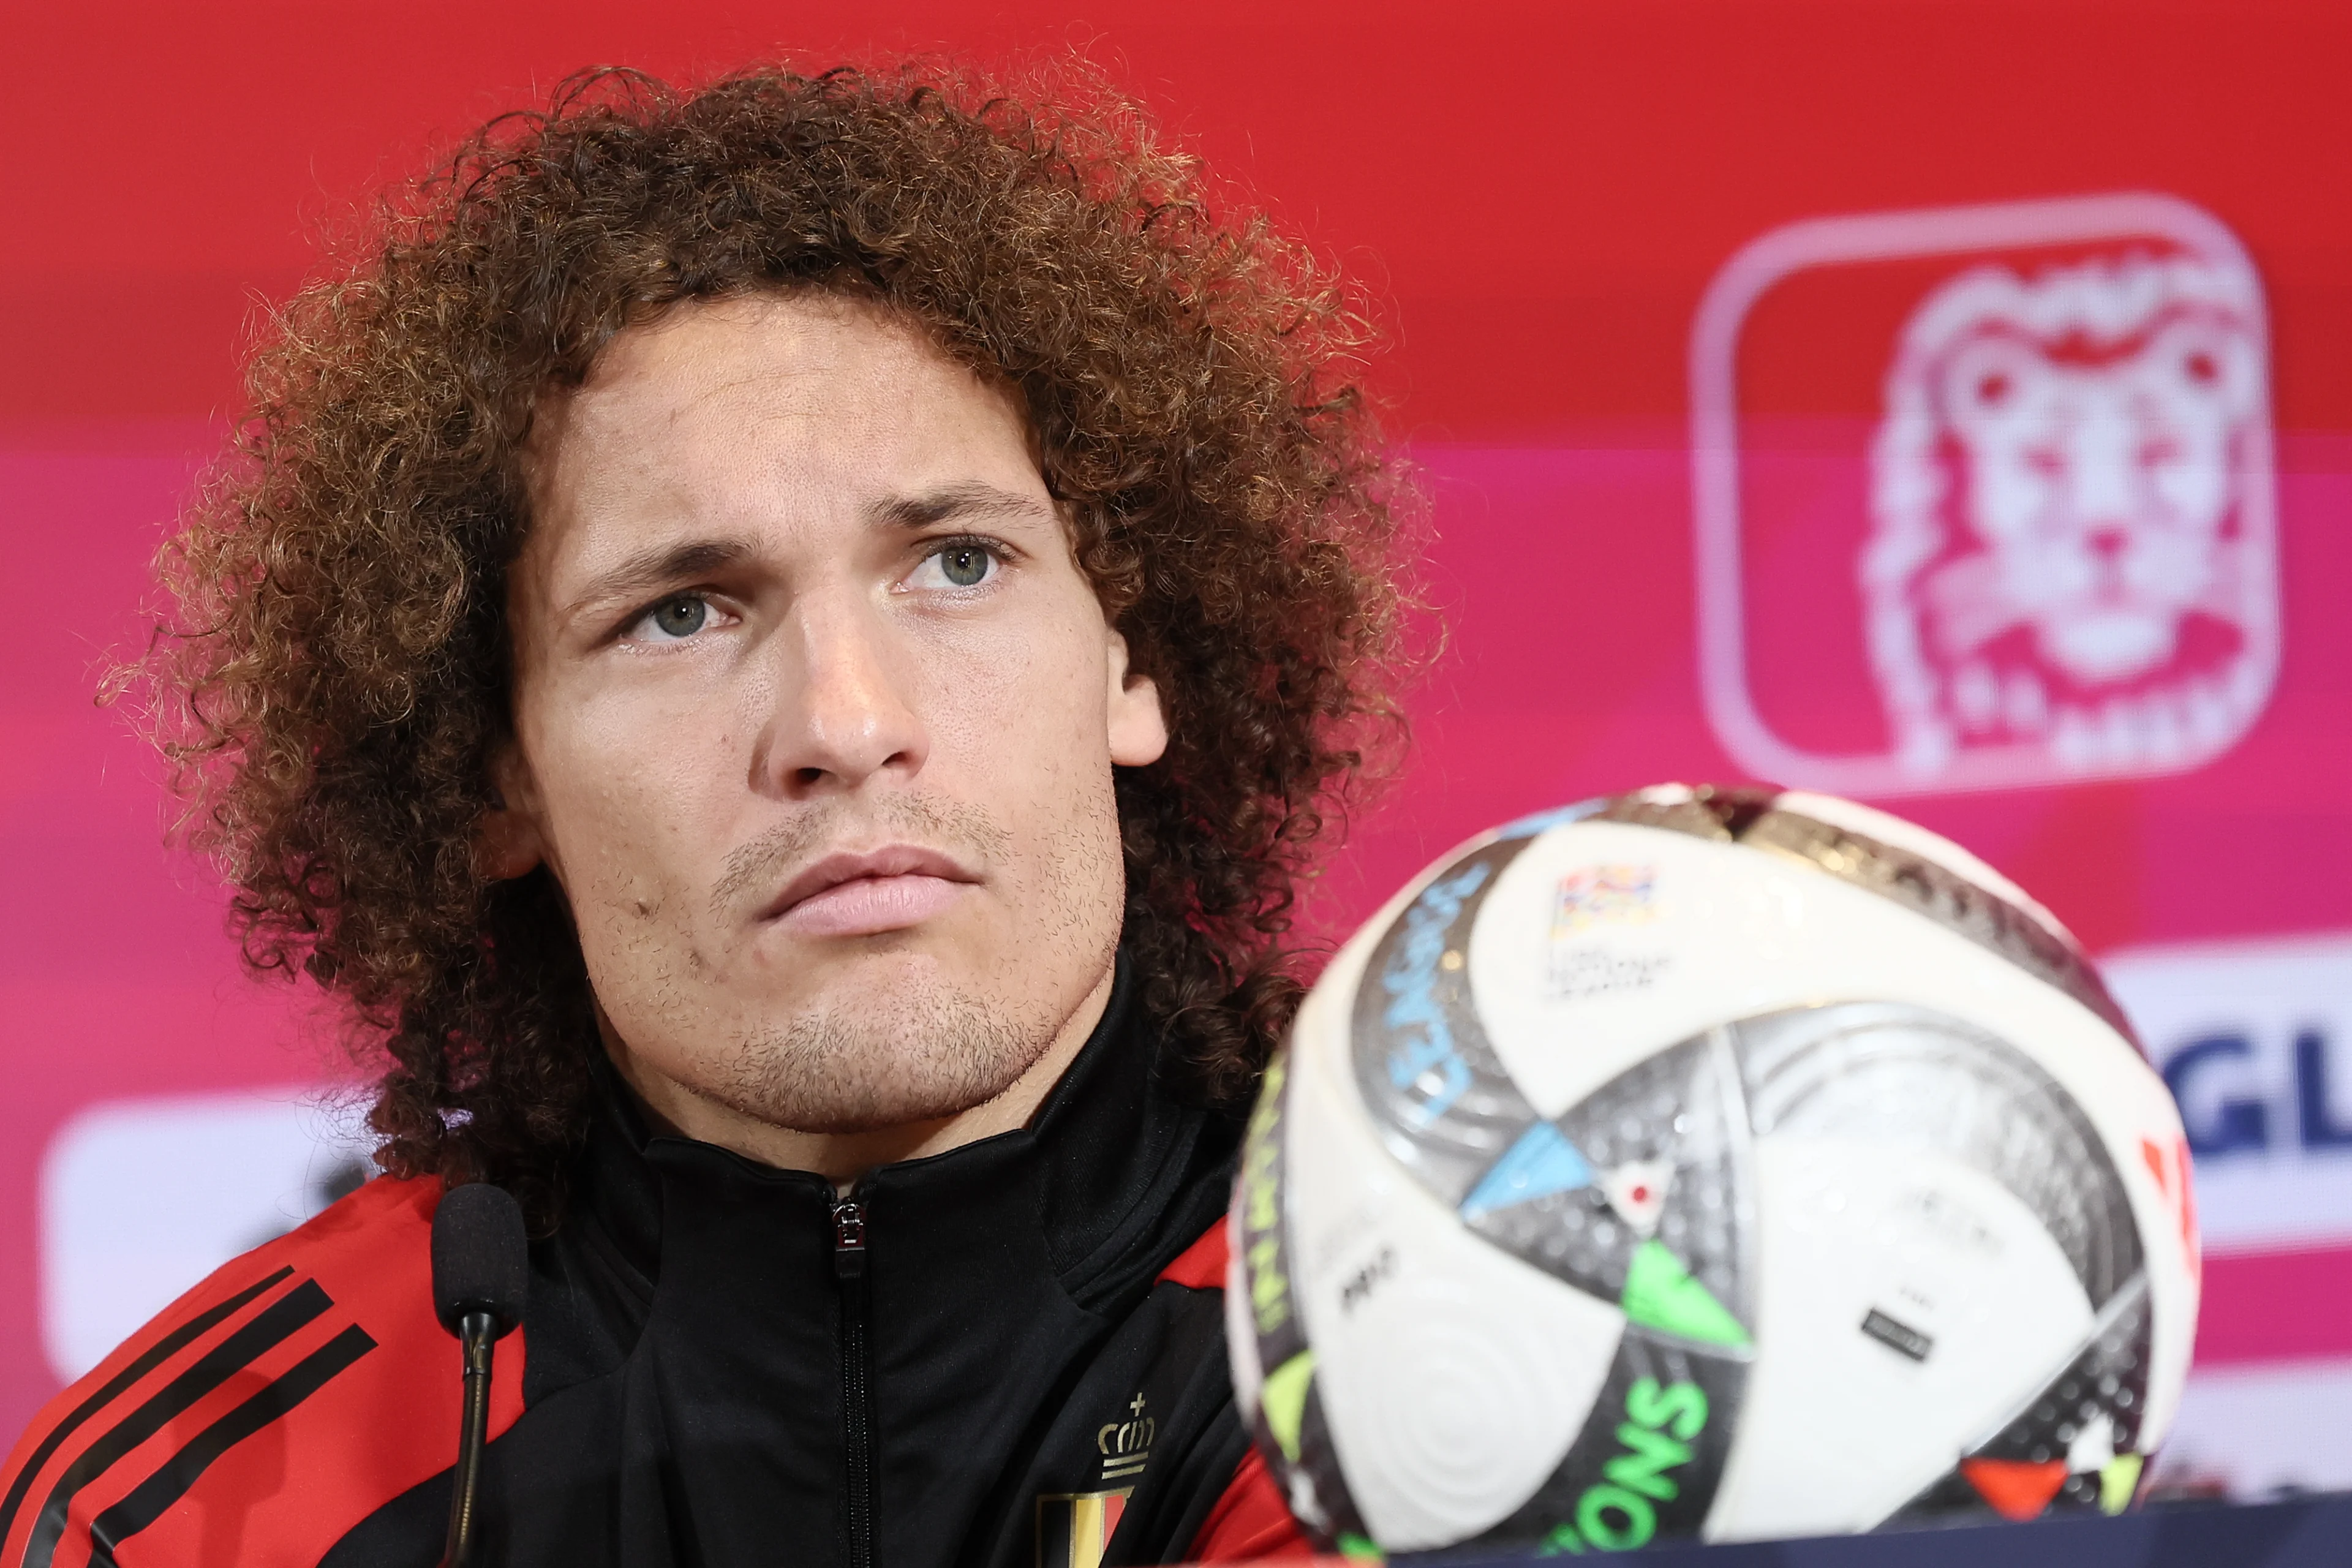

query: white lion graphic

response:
[1863,254,2276,778]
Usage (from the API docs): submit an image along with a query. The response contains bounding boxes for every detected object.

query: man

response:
[1,61,1404,1567]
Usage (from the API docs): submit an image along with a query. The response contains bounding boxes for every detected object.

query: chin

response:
[713,971,1054,1135]
[665,913,1115,1133]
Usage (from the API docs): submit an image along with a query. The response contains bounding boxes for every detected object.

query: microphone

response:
[431,1183,528,1568]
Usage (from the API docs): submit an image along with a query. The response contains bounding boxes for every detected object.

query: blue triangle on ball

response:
[1461,1122,1594,1218]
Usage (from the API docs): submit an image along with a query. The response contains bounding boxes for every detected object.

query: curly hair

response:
[141,58,1410,1221]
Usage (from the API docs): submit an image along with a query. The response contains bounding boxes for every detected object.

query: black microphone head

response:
[431,1182,528,1339]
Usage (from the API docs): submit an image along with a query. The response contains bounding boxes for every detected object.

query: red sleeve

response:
[0,1175,523,1567]
[1184,1444,1315,1561]
[1158,1221,1314,1561]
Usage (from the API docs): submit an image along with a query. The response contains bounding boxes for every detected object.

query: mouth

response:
[756,843,981,939]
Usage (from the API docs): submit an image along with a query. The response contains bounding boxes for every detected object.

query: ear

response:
[1105,629,1169,767]
[475,742,549,881]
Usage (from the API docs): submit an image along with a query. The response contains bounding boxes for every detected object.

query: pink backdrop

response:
[4,0,2347,1490]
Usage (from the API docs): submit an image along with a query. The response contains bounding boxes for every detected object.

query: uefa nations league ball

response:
[1226,785,2199,1555]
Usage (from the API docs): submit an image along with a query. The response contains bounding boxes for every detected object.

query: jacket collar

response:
[565,951,1220,1307]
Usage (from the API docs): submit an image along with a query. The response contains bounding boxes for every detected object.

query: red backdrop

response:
[4,0,2346,1489]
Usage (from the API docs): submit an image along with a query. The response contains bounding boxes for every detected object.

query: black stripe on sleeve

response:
[83,1324,378,1567]
[0,1267,295,1550]
[19,1280,333,1568]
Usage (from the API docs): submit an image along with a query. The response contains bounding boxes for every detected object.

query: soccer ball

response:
[1226,785,2198,1553]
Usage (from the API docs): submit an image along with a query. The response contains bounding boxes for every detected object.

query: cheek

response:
[1972,454,2052,533]
[2150,454,2230,529]
[916,597,1124,849]
[524,682,745,931]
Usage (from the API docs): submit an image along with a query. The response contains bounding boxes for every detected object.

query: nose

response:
[2068,401,2140,529]
[751,589,928,797]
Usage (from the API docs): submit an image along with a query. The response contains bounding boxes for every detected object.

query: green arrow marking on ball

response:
[1621,1240,1751,1348]
[2099,1453,2144,1515]
[1261,1351,1316,1463]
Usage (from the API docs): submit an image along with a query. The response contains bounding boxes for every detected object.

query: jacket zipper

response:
[832,1198,874,1568]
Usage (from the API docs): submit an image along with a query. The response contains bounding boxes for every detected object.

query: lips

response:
[757,845,979,939]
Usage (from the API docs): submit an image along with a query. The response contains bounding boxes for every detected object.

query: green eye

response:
[938,546,992,587]
[650,596,708,638]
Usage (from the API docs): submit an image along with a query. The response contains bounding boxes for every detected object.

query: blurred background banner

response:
[1,0,2343,1498]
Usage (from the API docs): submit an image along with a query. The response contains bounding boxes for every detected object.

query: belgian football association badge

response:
[1035,1392,1155,1568]
[1035,1489,1128,1568]
[1691,193,2278,795]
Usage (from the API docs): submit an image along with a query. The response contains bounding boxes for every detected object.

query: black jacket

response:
[1,959,1269,1568]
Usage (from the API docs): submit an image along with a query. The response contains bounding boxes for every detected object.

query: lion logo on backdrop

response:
[1691,193,2281,796]
[1864,254,2272,778]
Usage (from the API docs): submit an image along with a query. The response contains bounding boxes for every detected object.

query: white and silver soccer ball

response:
[1227,785,2198,1554]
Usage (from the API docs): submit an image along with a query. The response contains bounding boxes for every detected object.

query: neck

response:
[601,963,1118,1193]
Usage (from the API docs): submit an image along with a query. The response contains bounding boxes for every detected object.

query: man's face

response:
[498,292,1166,1152]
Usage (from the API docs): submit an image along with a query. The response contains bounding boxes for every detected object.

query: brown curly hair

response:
[140,58,1410,1221]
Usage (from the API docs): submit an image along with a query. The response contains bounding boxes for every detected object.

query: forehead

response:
[521,292,1039,548]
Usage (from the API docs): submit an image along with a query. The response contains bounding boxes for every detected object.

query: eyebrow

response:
[560,537,755,622]
[869,481,1055,530]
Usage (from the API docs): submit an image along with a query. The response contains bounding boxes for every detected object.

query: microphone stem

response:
[444,1310,497,1568]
